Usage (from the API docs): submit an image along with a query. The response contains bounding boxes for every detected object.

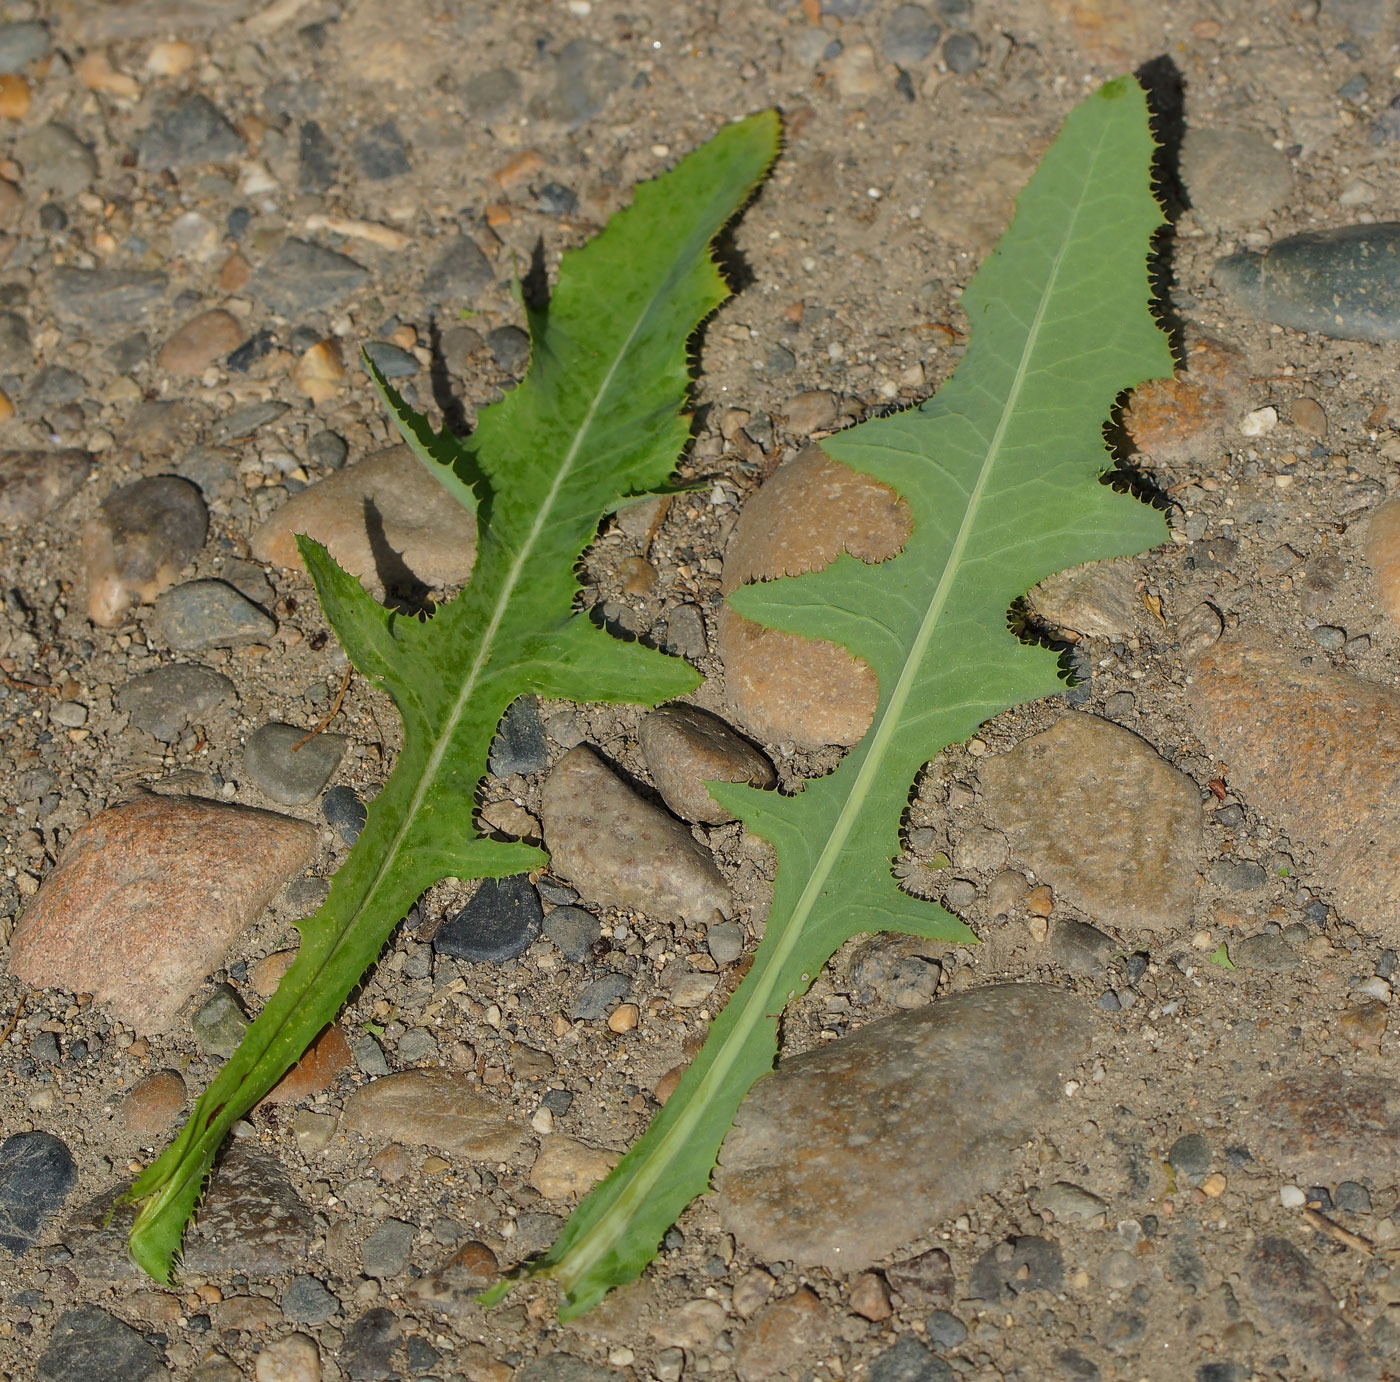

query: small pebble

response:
[151,579,277,650]
[322,784,367,844]
[542,905,601,962]
[244,722,347,807]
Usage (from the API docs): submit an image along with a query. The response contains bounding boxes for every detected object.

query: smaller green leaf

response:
[1208,943,1236,969]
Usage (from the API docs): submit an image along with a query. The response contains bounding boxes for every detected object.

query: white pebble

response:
[531,1106,554,1134]
[1356,976,1392,1004]
[1279,1184,1306,1209]
[1240,405,1278,437]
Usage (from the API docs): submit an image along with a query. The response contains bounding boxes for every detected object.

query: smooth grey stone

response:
[937,0,973,25]
[1038,1181,1108,1221]
[883,3,940,64]
[489,695,550,775]
[343,1307,400,1378]
[707,921,744,966]
[117,663,234,742]
[0,20,49,72]
[0,309,30,369]
[924,1310,967,1350]
[1167,1132,1212,1182]
[254,237,369,316]
[298,118,336,193]
[1312,623,1347,651]
[488,324,530,375]
[244,721,347,806]
[466,66,521,118]
[867,1336,955,1382]
[1233,932,1300,971]
[362,340,417,379]
[220,557,274,606]
[352,1033,390,1078]
[943,30,982,71]
[106,331,149,372]
[1214,224,1400,342]
[422,233,494,304]
[282,1273,340,1324]
[354,119,409,180]
[151,579,276,650]
[362,1217,416,1278]
[36,1306,164,1382]
[1180,127,1294,230]
[397,1027,437,1063]
[434,874,543,963]
[211,399,289,443]
[25,365,85,412]
[542,904,601,962]
[571,971,631,1021]
[0,1131,76,1254]
[967,1234,1064,1301]
[1211,858,1268,891]
[192,983,249,1059]
[661,603,707,660]
[547,38,626,126]
[1056,1351,1101,1381]
[1049,919,1117,975]
[51,267,166,325]
[25,122,97,197]
[322,784,366,843]
[1335,1180,1372,1213]
[138,92,243,169]
[307,429,348,470]
[1327,0,1386,37]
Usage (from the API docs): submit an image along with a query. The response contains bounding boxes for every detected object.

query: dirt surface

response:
[3,0,1400,1380]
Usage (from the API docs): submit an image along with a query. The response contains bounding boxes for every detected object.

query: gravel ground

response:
[4,1,1400,1380]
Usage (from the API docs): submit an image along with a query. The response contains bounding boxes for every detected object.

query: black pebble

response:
[433,875,543,963]
[322,784,367,844]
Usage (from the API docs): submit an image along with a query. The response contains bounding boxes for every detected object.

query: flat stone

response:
[37,1306,166,1382]
[781,390,840,435]
[342,1306,400,1380]
[1028,558,1140,640]
[978,713,1203,932]
[211,400,288,442]
[546,37,626,126]
[253,237,369,317]
[1364,497,1400,628]
[422,233,494,304]
[542,904,600,961]
[638,703,776,824]
[867,1336,955,1382]
[9,794,316,1030]
[339,1069,528,1161]
[192,982,249,1058]
[1122,329,1250,469]
[0,21,50,72]
[0,1131,76,1254]
[182,1141,314,1275]
[1038,1182,1108,1222]
[151,579,276,650]
[1180,127,1295,229]
[542,746,732,926]
[434,874,543,964]
[1240,1237,1378,1381]
[1214,223,1400,343]
[362,340,417,379]
[51,267,167,325]
[716,984,1092,1269]
[518,1358,619,1382]
[282,1275,341,1325]
[117,663,235,742]
[254,1333,321,1382]
[24,122,98,197]
[322,785,366,844]
[883,4,941,64]
[119,1070,188,1138]
[1187,636,1400,935]
[528,1135,619,1199]
[967,1234,1065,1301]
[0,308,31,369]
[362,1217,416,1278]
[138,91,242,169]
[263,1025,355,1105]
[719,446,911,750]
[84,476,208,627]
[354,119,409,180]
[251,445,477,600]
[0,448,92,526]
[1241,1073,1400,1183]
[156,309,243,376]
[571,971,631,1021]
[298,118,337,194]
[489,695,550,775]
[1049,919,1118,975]
[734,1288,830,1382]
[244,721,347,806]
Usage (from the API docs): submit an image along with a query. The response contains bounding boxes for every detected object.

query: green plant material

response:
[1208,943,1236,969]
[504,76,1173,1319]
[122,111,781,1281]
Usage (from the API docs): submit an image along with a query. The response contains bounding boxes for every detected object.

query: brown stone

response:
[249,948,296,997]
[251,445,476,599]
[0,449,92,527]
[734,1287,831,1382]
[10,794,317,1031]
[716,984,1093,1270]
[637,703,776,824]
[1241,1073,1400,1184]
[1122,331,1248,469]
[719,446,911,750]
[848,1272,892,1321]
[528,1134,619,1200]
[260,1025,353,1105]
[1027,558,1140,640]
[156,309,242,376]
[1042,0,1167,65]
[977,713,1203,932]
[119,1070,187,1138]
[339,1069,528,1161]
[1187,636,1400,935]
[542,745,732,925]
[290,339,345,403]
[1364,497,1400,628]
[408,1240,500,1313]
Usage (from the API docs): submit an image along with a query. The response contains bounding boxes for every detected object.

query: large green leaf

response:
[508,76,1173,1319]
[123,111,782,1280]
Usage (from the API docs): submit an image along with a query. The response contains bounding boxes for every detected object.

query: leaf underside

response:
[123,111,782,1280]
[518,76,1174,1319]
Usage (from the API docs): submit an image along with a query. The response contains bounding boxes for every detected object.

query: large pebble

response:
[24,122,98,197]
[255,1333,322,1382]
[36,1306,165,1382]
[1121,329,1249,468]
[138,91,243,169]
[51,267,167,325]
[339,1070,528,1161]
[637,703,776,824]
[542,746,732,926]
[734,1288,830,1382]
[251,445,477,599]
[10,794,316,1030]
[181,1142,314,1275]
[719,446,911,749]
[978,713,1202,932]
[0,21,50,72]
[156,308,242,376]
[529,1135,618,1199]
[1241,1073,1400,1183]
[254,237,369,316]
[1179,127,1294,229]
[0,448,91,525]
[151,579,276,650]
[1187,636,1400,936]
[244,722,347,806]
[0,1131,76,1254]
[116,663,235,742]
[434,874,543,963]
[84,476,208,626]
[547,37,626,125]
[1214,223,1400,342]
[716,984,1092,1269]
[422,233,494,304]
[1027,558,1139,640]
[118,1070,187,1138]
[883,5,941,64]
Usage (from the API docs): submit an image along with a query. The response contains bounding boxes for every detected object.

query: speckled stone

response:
[339,1070,528,1161]
[0,449,92,526]
[36,1306,165,1382]
[0,1131,77,1254]
[1241,1073,1400,1184]
[637,703,776,824]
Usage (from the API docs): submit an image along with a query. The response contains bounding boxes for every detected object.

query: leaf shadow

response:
[363,495,433,616]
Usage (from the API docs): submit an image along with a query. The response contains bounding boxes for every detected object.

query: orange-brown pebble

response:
[249,948,297,998]
[848,1271,892,1321]
[654,1064,686,1105]
[291,339,345,404]
[492,149,543,189]
[0,75,30,119]
[120,1069,188,1137]
[261,1023,353,1104]
[608,1002,640,1034]
[1026,884,1054,917]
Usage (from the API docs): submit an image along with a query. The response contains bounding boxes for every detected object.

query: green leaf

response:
[123,110,781,1281]
[521,76,1173,1319]
[1208,943,1236,969]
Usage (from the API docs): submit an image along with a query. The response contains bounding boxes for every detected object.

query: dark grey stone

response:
[883,4,940,64]
[1056,1351,1100,1381]
[1167,1133,1212,1183]
[937,0,974,25]
[434,874,543,963]
[967,1235,1064,1302]
[943,30,982,71]
[307,429,348,469]
[151,579,277,650]
[1335,1180,1372,1213]
[866,1337,955,1382]
[182,1142,315,1275]
[211,399,288,442]
[0,20,49,72]
[397,1027,437,1062]
[1312,623,1347,651]
[547,38,626,126]
[1213,803,1244,826]
[0,1131,76,1254]
[226,328,277,373]
[344,1306,401,1381]
[1103,1309,1148,1353]
[541,1088,574,1116]
[1211,858,1268,891]
[25,123,98,197]
[1197,1365,1246,1382]
[138,92,243,170]
[571,971,631,1020]
[466,66,521,118]
[192,983,249,1059]
[354,120,409,180]
[489,695,550,774]
[423,233,494,305]
[537,181,579,215]
[323,784,367,843]
[766,343,796,374]
[36,1306,164,1382]
[543,904,601,961]
[363,340,418,379]
[282,1273,341,1324]
[25,366,85,412]
[662,603,707,660]
[352,1033,390,1078]
[488,324,530,375]
[1233,932,1301,971]
[30,1031,59,1063]
[0,309,30,369]
[362,1217,416,1278]
[106,331,150,372]
[244,721,347,806]
[1214,224,1400,343]
[254,237,369,316]
[298,119,337,193]
[51,267,166,326]
[1049,919,1117,975]
[924,1310,967,1350]
[517,1356,620,1382]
